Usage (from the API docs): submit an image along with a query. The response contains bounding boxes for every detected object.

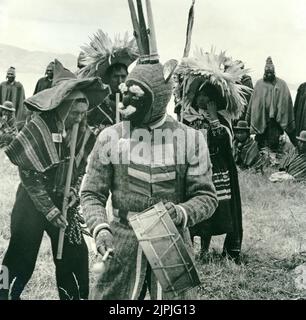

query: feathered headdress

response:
[78,30,139,79]
[177,48,253,119]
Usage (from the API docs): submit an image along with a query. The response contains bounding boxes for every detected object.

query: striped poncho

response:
[279,148,306,181]
[4,112,96,221]
[233,137,260,169]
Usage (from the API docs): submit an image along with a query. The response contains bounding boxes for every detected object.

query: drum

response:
[128,202,200,296]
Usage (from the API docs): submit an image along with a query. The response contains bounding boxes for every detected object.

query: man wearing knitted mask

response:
[246,57,296,154]
[81,52,218,299]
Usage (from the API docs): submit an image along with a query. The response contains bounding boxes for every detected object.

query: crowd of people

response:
[1,1,306,301]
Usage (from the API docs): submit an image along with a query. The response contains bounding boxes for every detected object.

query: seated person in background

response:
[233,120,260,169]
[270,130,306,182]
[0,101,17,147]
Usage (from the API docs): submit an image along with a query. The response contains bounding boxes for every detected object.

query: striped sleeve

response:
[179,129,218,227]
[80,131,113,234]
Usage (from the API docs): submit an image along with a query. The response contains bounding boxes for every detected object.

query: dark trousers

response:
[0,185,89,300]
[199,233,242,259]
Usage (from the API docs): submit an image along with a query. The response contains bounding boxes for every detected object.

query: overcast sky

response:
[1,0,306,85]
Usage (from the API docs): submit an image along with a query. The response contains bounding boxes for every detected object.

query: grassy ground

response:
[1,149,306,300]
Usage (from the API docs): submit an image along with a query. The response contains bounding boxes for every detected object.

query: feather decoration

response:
[78,30,139,79]
[178,48,253,118]
[183,0,195,58]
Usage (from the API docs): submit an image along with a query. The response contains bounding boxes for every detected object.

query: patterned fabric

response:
[187,113,243,247]
[0,115,17,148]
[5,114,60,172]
[213,171,231,201]
[233,137,260,169]
[280,148,306,181]
[81,114,218,299]
[6,112,96,220]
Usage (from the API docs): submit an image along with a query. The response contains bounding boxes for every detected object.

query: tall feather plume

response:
[78,30,139,78]
[183,0,195,58]
[179,47,253,118]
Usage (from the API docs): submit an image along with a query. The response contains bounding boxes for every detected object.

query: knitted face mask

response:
[119,82,153,127]
[125,63,173,127]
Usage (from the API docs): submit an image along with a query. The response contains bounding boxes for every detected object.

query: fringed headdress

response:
[78,30,139,79]
[177,48,253,119]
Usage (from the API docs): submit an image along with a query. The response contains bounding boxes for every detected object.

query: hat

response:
[265,56,275,72]
[296,130,306,142]
[24,59,110,112]
[78,30,139,80]
[234,120,250,131]
[7,67,16,75]
[177,48,253,119]
[0,101,15,112]
[46,61,55,70]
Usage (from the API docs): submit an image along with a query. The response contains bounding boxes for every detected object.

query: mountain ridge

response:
[0,43,77,75]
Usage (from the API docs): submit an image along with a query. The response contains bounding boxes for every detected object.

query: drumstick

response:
[93,248,114,274]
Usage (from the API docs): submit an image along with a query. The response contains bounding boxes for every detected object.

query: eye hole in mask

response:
[119,83,153,126]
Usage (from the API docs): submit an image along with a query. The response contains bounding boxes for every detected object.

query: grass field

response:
[1,149,306,300]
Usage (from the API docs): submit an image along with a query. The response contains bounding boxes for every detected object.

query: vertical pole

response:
[116,93,120,124]
[145,0,159,61]
[128,0,144,55]
[136,0,150,60]
[57,122,79,260]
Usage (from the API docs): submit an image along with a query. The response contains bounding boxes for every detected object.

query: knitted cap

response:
[7,67,16,75]
[265,56,275,72]
[46,61,55,70]
[126,63,172,125]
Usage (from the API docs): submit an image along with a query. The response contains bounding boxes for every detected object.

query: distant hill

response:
[0,43,77,74]
[0,43,78,96]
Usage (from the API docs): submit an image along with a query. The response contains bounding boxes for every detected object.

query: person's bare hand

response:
[51,214,68,229]
[68,189,78,208]
[207,101,218,120]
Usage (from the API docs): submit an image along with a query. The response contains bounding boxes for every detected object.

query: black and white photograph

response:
[0,0,306,306]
